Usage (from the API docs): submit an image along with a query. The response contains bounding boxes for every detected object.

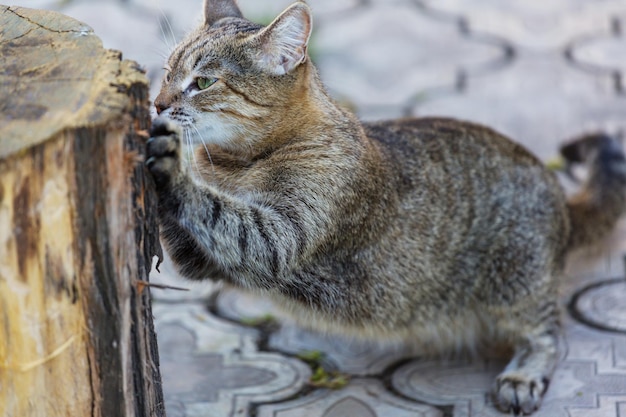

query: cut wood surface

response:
[0,6,165,417]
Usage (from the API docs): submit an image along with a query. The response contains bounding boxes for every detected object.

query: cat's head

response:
[155,0,313,151]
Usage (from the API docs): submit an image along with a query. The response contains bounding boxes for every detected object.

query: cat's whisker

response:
[157,26,172,55]
[161,12,178,52]
[191,124,216,178]
[155,9,176,55]
[184,129,201,176]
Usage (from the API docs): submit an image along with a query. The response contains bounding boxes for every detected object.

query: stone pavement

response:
[9,0,626,415]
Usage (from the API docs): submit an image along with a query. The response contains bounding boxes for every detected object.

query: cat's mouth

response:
[155,105,253,149]
[184,116,242,148]
[156,109,192,127]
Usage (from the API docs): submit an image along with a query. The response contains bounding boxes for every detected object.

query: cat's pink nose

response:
[154,99,169,115]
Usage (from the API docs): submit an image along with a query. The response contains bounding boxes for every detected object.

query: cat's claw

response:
[146,117,183,189]
[493,373,549,415]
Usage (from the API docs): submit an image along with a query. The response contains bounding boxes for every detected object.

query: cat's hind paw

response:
[146,117,183,189]
[493,372,549,415]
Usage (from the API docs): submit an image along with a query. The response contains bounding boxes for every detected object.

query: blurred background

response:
[8,0,626,160]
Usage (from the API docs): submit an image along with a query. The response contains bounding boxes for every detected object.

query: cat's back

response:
[363,117,561,199]
[361,117,569,270]
[364,117,541,173]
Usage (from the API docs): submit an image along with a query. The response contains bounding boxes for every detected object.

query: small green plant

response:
[296,350,324,363]
[545,155,565,171]
[240,314,277,327]
[309,366,350,389]
[296,350,350,389]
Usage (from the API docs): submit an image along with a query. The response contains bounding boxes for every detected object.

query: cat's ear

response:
[204,0,243,26]
[255,2,312,76]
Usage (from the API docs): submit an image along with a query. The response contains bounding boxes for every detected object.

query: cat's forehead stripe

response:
[212,19,263,35]
[169,20,262,74]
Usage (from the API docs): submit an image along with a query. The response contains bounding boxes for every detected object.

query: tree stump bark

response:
[0,6,165,417]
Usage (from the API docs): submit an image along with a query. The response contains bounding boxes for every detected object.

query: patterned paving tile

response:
[215,286,417,376]
[236,0,362,22]
[267,324,416,376]
[392,351,626,417]
[413,52,625,160]
[256,378,443,417]
[133,0,204,38]
[568,15,626,90]
[421,0,626,50]
[392,303,626,416]
[58,1,162,66]
[312,2,507,117]
[154,303,311,417]
[571,279,626,333]
[16,0,60,9]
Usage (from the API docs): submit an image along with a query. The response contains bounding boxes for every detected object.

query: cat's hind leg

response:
[491,302,560,415]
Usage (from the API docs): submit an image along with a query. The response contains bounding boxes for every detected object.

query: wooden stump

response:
[0,6,165,417]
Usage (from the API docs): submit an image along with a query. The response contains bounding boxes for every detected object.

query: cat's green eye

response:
[197,77,218,90]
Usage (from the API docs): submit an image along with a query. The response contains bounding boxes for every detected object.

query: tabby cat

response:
[146,0,626,414]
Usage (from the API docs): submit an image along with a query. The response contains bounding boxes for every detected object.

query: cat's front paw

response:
[146,117,183,189]
[493,372,549,415]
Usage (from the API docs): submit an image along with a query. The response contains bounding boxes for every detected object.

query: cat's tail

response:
[561,132,626,251]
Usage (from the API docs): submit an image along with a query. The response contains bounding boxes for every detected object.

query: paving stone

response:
[550,319,626,417]
[393,358,505,416]
[421,0,626,50]
[13,0,63,10]
[564,317,626,375]
[256,378,443,417]
[154,303,259,355]
[268,324,417,376]
[392,350,626,416]
[132,0,203,39]
[216,286,417,375]
[571,279,626,333]
[154,303,311,417]
[236,0,362,23]
[413,52,625,160]
[57,2,160,64]
[569,16,626,84]
[306,0,363,18]
[313,3,506,115]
